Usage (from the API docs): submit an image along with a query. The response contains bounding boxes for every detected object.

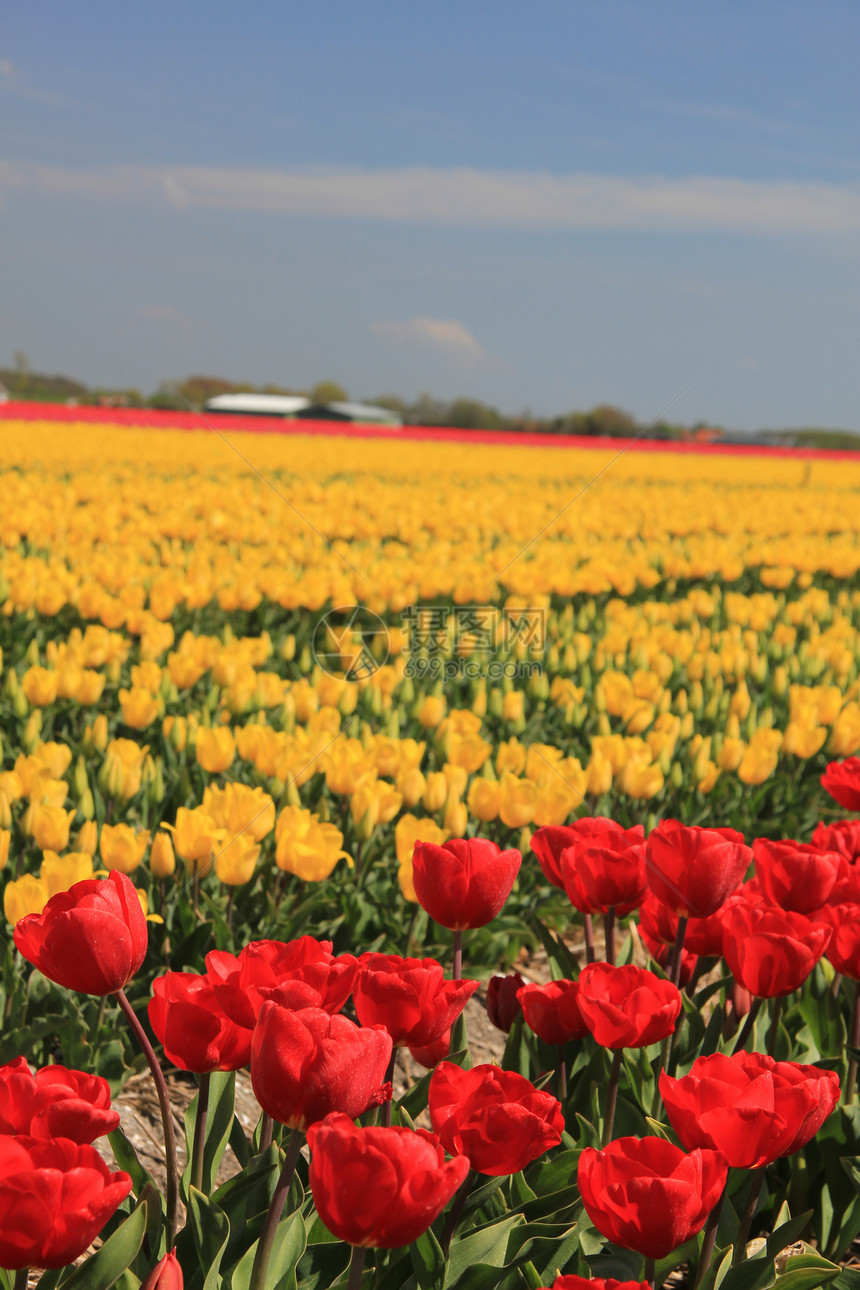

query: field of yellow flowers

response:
[2,417,860,1029]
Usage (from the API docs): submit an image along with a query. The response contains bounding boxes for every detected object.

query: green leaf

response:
[227,1209,306,1290]
[182,1187,231,1290]
[444,1215,525,1289]
[59,1197,148,1290]
[526,912,579,978]
[411,1224,446,1290]
[716,1212,814,1290]
[108,1127,156,1200]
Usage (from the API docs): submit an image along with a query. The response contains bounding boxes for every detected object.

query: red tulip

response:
[753,838,844,913]
[429,1061,564,1175]
[659,1051,840,1169]
[537,1280,651,1290]
[0,1136,132,1268]
[307,1112,469,1248]
[353,953,479,1047]
[485,972,526,1033]
[0,1057,119,1143]
[149,972,251,1072]
[638,934,698,988]
[816,903,860,979]
[576,962,682,1049]
[411,838,521,930]
[559,818,647,916]
[638,890,724,958]
[578,1137,727,1259]
[251,1003,392,1131]
[645,820,751,918]
[531,825,582,889]
[206,936,358,1030]
[821,758,860,811]
[140,1248,183,1290]
[517,979,589,1045]
[720,901,831,998]
[408,1029,451,1070]
[13,871,147,996]
[811,819,860,864]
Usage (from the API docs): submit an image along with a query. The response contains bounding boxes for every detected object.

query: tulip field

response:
[4,412,860,1290]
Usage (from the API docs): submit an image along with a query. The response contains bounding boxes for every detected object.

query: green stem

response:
[191,1071,211,1192]
[644,1256,656,1290]
[452,928,463,981]
[557,1045,568,1104]
[259,1111,274,1152]
[583,914,595,964]
[604,907,616,965]
[668,916,688,989]
[846,980,860,1105]
[765,996,783,1058]
[732,996,762,1054]
[732,1170,764,1265]
[13,1268,28,1290]
[346,1244,367,1290]
[381,1050,397,1127]
[441,1170,476,1255]
[693,1184,726,1290]
[115,988,179,1244]
[249,1130,303,1290]
[602,1049,624,1146]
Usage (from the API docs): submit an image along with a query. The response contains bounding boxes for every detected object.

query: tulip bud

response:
[4,670,18,699]
[74,757,89,800]
[0,791,11,830]
[597,713,611,736]
[12,684,28,719]
[139,1248,183,1290]
[670,761,685,789]
[148,758,165,806]
[486,972,526,1033]
[355,804,377,843]
[150,831,176,878]
[93,714,109,752]
[78,786,95,820]
[443,795,468,837]
[338,684,358,716]
[23,710,42,750]
[76,819,98,854]
[285,777,302,808]
[399,675,414,704]
[281,634,296,661]
[299,646,312,672]
[25,640,40,667]
[106,659,121,685]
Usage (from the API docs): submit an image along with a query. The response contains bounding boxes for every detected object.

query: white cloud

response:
[1,160,860,238]
[372,317,487,365]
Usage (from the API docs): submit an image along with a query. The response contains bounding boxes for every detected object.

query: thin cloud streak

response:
[2,161,860,236]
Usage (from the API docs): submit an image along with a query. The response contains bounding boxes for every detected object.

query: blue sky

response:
[2,1,858,429]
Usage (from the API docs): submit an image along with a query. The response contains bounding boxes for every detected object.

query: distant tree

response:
[369,394,407,416]
[311,380,348,404]
[586,405,637,438]
[445,398,508,430]
[407,393,449,426]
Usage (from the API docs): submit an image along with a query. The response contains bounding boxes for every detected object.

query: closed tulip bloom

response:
[411,837,521,930]
[637,891,725,958]
[0,1136,132,1269]
[659,1051,840,1169]
[578,1137,727,1259]
[30,804,75,854]
[307,1112,470,1249]
[753,838,844,913]
[559,820,647,916]
[139,1248,183,1290]
[645,819,752,918]
[531,825,580,889]
[206,936,358,1031]
[149,972,251,1071]
[821,758,860,811]
[720,902,831,998]
[100,822,151,875]
[485,972,526,1033]
[518,979,590,1045]
[538,1281,651,1290]
[409,1029,452,1070]
[429,1061,564,1175]
[251,1003,392,1131]
[14,870,148,995]
[0,1057,119,1143]
[577,962,682,1050]
[353,953,479,1048]
[194,726,235,774]
[150,830,176,878]
[815,903,860,979]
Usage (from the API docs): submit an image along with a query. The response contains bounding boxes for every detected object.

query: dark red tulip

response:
[149,971,251,1072]
[485,972,526,1033]
[659,1050,840,1168]
[0,1058,119,1143]
[251,1003,392,1131]
[720,902,831,998]
[821,759,860,811]
[816,903,860,979]
[577,962,682,1050]
[578,1136,727,1259]
[637,890,724,958]
[753,838,844,914]
[307,1112,469,1248]
[645,820,751,918]
[353,953,479,1047]
[429,1061,564,1175]
[537,1280,651,1290]
[140,1248,183,1290]
[517,979,589,1045]
[13,871,147,996]
[0,1136,132,1269]
[411,838,521,930]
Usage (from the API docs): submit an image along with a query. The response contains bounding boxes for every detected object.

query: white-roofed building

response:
[204,393,311,417]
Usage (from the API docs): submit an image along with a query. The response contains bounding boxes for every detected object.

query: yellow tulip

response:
[4,874,49,925]
[215,834,260,886]
[100,823,151,874]
[119,686,162,730]
[194,726,236,774]
[498,772,538,828]
[275,806,350,881]
[467,777,501,823]
[150,830,176,878]
[30,804,75,852]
